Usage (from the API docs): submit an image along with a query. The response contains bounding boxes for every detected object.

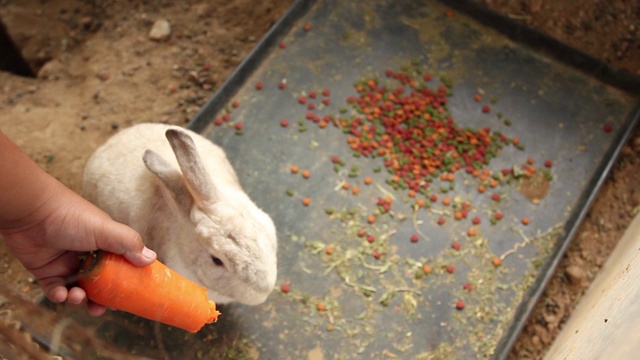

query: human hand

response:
[0,131,157,316]
[1,185,156,316]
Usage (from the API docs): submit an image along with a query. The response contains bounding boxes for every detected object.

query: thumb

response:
[94,220,157,266]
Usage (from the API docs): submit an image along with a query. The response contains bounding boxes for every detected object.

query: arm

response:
[0,131,156,315]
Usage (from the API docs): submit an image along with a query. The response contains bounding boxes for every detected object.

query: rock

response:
[149,19,171,41]
[565,265,586,285]
[37,59,63,80]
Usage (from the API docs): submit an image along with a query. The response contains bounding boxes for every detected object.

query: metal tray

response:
[49,0,638,359]
[191,0,639,359]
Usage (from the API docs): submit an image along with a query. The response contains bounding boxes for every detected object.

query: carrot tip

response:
[207,300,221,324]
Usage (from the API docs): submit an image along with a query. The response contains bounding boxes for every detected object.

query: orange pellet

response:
[302,170,311,179]
[416,198,425,207]
[364,176,373,185]
[454,211,463,220]
[446,173,455,182]
[302,197,311,206]
[522,217,530,225]
[491,257,502,267]
[422,264,432,275]
[442,197,451,206]
[325,245,334,255]
[317,303,326,311]
[342,182,350,190]
[290,165,299,174]
[477,184,486,193]
[474,94,482,102]
[408,190,416,198]
[527,157,535,165]
[467,227,477,237]
[351,185,360,195]
[367,215,376,224]
[489,179,499,188]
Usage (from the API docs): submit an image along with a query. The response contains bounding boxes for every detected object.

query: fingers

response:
[123,245,157,267]
[86,302,107,317]
[66,286,87,306]
[94,221,156,267]
[45,283,69,303]
[44,282,106,316]
[69,287,107,317]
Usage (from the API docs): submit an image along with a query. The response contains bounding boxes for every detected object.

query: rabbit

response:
[83,123,277,306]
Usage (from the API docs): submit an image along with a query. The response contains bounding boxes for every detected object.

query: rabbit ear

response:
[143,149,193,212]
[165,129,216,207]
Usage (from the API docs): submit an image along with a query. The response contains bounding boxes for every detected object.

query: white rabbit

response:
[83,123,277,305]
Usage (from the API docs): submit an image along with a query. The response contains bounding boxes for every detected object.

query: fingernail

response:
[142,246,157,261]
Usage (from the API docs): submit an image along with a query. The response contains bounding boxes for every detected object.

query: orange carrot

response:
[78,251,220,333]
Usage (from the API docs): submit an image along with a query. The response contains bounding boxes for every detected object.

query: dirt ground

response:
[0,0,638,359]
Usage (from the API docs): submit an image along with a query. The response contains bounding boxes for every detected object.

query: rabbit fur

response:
[83,123,277,305]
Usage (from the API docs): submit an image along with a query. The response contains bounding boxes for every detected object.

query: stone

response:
[149,19,171,41]
[565,265,586,285]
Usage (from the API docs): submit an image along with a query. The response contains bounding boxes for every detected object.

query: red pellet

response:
[280,119,289,127]
[410,234,419,243]
[281,282,290,293]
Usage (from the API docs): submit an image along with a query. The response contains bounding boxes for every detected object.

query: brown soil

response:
[0,0,638,359]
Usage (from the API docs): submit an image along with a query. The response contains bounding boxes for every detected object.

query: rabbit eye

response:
[211,256,224,267]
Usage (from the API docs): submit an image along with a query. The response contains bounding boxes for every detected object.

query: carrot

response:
[78,251,220,333]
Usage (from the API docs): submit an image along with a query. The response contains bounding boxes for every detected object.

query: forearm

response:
[0,130,61,231]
